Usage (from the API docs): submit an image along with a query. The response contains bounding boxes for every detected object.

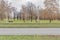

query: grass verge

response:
[0,20,60,28]
[0,35,59,40]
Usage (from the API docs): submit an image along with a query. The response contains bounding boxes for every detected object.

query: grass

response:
[0,20,60,28]
[0,35,59,40]
[0,23,60,28]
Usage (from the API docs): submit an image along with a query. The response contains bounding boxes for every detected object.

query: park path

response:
[0,28,60,35]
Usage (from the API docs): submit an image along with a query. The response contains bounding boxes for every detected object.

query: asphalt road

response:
[0,28,60,35]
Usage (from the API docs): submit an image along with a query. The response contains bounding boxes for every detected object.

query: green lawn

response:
[0,20,60,28]
[0,23,60,28]
[0,35,59,40]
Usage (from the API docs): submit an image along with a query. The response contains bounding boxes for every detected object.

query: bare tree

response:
[21,5,27,22]
[0,0,11,20]
[35,6,43,22]
[0,0,6,20]
[44,0,59,23]
[26,2,36,22]
[10,7,18,21]
[20,2,36,22]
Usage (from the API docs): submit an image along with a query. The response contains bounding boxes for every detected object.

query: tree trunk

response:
[23,16,25,22]
[17,16,18,20]
[14,13,15,21]
[35,16,38,22]
[31,16,32,22]
[50,19,51,23]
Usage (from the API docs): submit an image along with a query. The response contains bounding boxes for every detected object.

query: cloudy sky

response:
[5,0,45,11]
[5,0,60,11]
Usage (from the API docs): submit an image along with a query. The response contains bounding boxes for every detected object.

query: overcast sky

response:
[5,0,60,11]
[5,0,45,11]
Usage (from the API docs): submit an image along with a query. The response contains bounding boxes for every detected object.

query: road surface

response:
[0,28,60,35]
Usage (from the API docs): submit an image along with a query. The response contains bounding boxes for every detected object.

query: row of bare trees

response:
[17,0,59,22]
[0,0,59,23]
